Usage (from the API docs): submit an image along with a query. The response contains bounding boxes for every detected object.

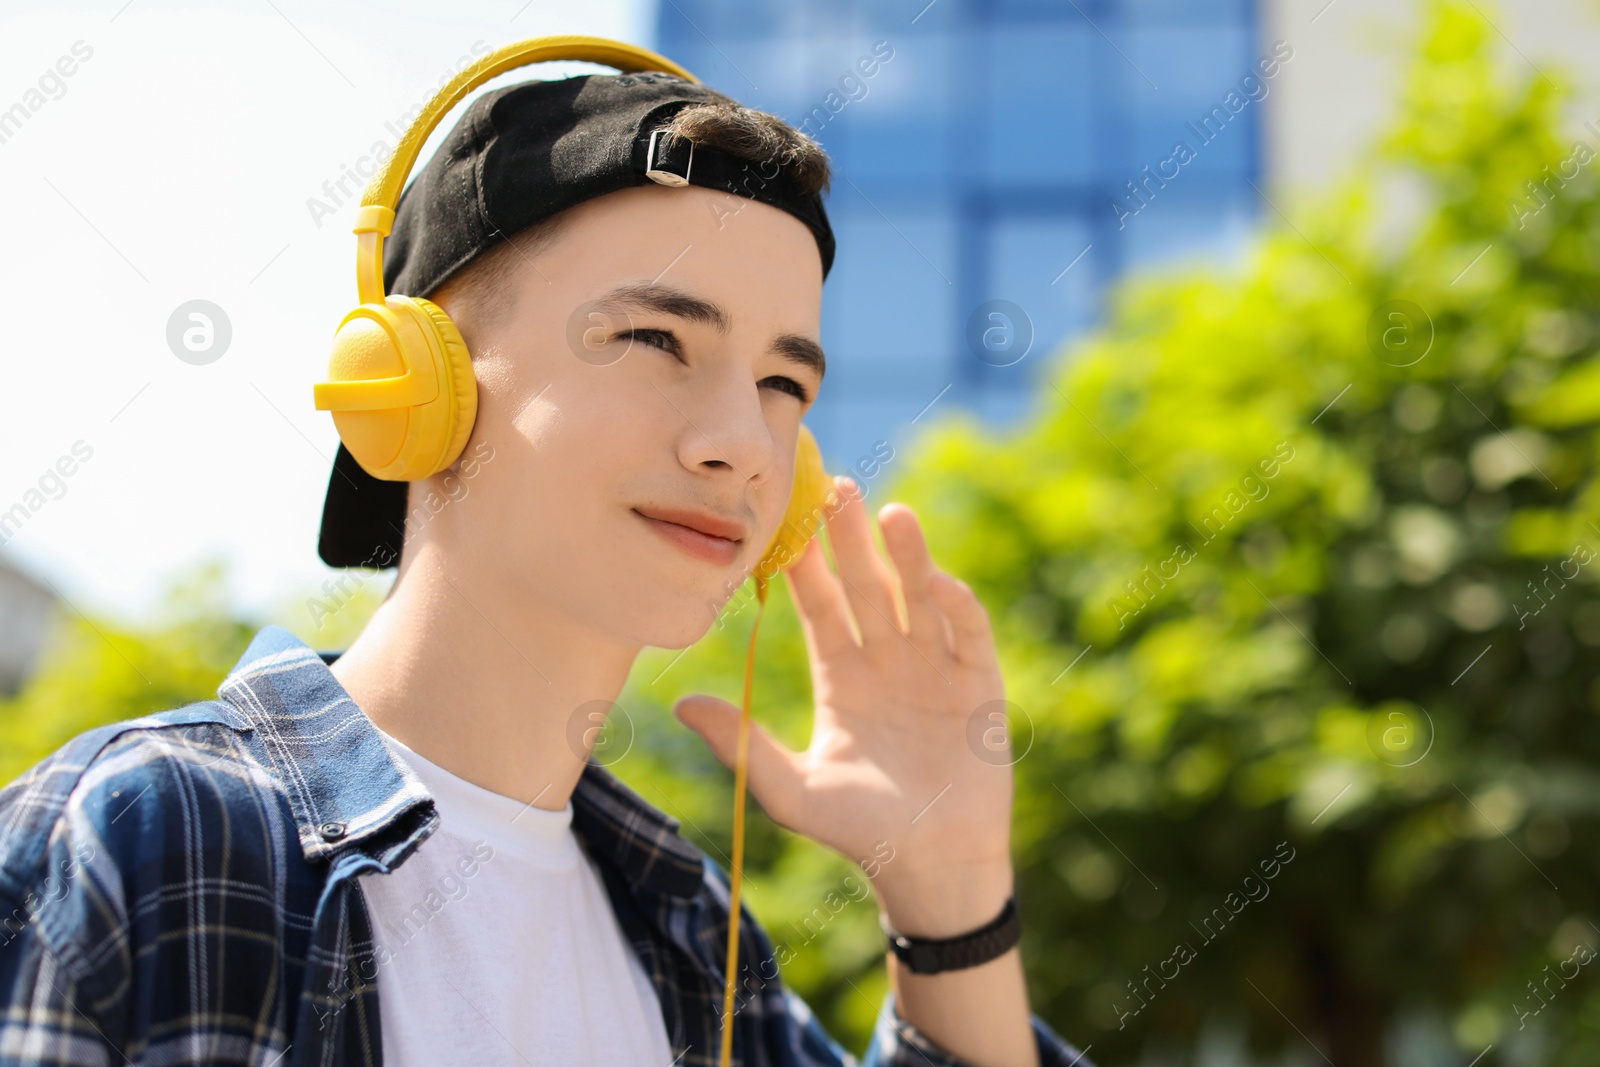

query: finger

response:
[877,503,954,658]
[672,694,805,831]
[783,535,860,655]
[927,573,999,672]
[823,477,904,644]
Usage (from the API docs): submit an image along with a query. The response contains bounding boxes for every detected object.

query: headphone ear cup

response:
[324,296,477,482]
[407,296,478,476]
[754,424,832,579]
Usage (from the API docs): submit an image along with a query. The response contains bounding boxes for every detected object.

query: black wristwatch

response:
[880,894,1021,975]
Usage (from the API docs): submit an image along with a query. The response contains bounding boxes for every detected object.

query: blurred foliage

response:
[6,3,1600,1064]
[0,560,253,786]
[0,557,389,786]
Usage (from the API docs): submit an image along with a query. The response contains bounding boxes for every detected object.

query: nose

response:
[670,364,776,488]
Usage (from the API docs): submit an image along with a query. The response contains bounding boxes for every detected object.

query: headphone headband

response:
[351,35,698,304]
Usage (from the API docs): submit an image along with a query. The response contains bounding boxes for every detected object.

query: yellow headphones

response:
[310,33,829,582]
[311,35,837,1066]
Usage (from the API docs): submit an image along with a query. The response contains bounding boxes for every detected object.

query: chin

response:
[632,605,721,651]
[614,571,742,650]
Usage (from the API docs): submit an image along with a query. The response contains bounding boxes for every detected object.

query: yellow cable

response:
[719,574,769,1067]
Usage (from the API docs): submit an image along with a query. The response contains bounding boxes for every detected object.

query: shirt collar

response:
[217,625,703,900]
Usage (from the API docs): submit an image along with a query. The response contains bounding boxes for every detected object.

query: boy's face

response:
[428,183,826,649]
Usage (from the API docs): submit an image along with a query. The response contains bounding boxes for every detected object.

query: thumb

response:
[673,694,804,830]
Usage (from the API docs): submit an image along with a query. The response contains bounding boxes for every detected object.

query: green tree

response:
[0,560,254,785]
[0,556,383,786]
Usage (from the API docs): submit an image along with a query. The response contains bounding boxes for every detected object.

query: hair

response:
[427,93,831,333]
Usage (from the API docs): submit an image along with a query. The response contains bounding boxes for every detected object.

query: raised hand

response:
[674,475,1017,939]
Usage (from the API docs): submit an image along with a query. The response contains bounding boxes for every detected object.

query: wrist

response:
[874,858,1014,940]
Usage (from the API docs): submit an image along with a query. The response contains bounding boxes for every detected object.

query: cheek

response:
[512,394,662,544]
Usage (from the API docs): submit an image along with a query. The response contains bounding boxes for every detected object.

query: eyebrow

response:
[592,282,826,381]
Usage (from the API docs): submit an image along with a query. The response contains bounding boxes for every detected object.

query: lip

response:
[633,507,746,566]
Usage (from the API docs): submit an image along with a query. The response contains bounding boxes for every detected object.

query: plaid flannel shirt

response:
[0,624,1093,1066]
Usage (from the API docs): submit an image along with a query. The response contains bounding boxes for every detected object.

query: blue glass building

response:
[655,0,1264,469]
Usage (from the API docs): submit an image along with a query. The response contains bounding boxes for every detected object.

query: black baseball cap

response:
[317,71,836,570]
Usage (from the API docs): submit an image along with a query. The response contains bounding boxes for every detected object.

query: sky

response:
[0,0,651,626]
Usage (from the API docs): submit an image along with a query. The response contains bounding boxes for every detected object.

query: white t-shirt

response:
[359,729,675,1067]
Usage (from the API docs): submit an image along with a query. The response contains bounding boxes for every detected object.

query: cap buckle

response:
[645,128,694,187]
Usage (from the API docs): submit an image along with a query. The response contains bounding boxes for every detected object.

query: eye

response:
[623,327,681,357]
[761,376,811,403]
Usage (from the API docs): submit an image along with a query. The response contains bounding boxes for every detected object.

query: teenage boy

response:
[0,62,1093,1067]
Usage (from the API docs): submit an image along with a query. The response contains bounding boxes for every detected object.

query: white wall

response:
[1262,0,1600,193]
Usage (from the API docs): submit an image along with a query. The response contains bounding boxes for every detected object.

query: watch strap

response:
[880,894,1021,975]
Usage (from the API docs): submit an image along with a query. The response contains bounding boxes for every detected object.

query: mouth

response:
[632,507,745,567]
